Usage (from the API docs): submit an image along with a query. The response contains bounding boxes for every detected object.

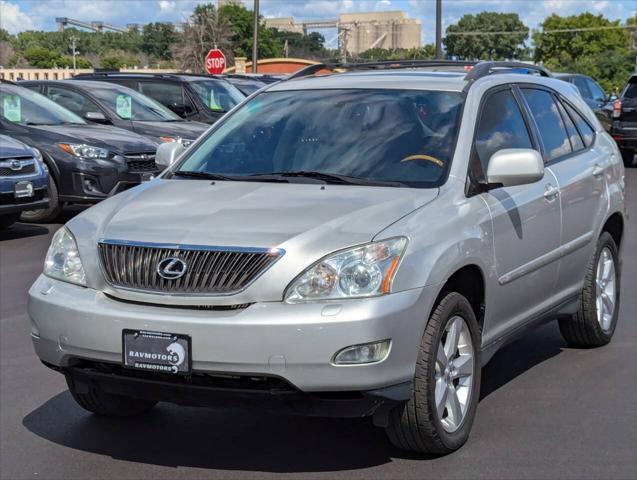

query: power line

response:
[446,24,635,36]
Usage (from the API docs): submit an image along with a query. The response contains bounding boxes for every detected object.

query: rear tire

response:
[558,232,620,347]
[20,176,61,223]
[66,376,157,417]
[385,292,481,455]
[620,148,634,168]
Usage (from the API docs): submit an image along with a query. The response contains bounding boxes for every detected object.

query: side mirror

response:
[486,149,544,188]
[156,141,185,169]
[85,111,109,123]
[608,94,618,102]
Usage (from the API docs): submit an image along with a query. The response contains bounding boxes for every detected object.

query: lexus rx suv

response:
[29,61,626,455]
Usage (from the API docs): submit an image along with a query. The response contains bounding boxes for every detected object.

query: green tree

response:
[218,4,283,59]
[534,13,633,91]
[358,45,436,61]
[444,12,529,60]
[142,23,177,60]
[272,30,327,58]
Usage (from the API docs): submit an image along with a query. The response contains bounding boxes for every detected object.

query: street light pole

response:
[252,0,259,73]
[435,0,442,59]
[69,36,79,74]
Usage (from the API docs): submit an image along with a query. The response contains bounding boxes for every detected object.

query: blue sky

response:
[1,0,636,45]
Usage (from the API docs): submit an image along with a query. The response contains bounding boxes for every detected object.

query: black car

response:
[73,72,245,124]
[222,74,284,96]
[555,73,613,131]
[0,81,159,222]
[610,73,637,168]
[21,80,208,147]
[0,135,49,229]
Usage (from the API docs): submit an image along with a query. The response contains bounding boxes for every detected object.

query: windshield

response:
[188,79,246,112]
[90,86,181,121]
[0,84,85,126]
[228,79,266,96]
[176,89,464,187]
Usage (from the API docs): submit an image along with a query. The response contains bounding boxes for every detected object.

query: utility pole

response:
[252,0,259,73]
[435,0,442,59]
[69,36,79,74]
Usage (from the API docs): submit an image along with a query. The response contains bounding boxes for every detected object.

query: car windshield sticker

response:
[116,94,132,119]
[3,95,21,122]
[209,91,221,111]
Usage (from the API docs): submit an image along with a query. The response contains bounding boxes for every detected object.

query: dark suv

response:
[73,73,245,124]
[555,73,613,131]
[611,73,636,167]
[21,80,208,146]
[0,81,158,222]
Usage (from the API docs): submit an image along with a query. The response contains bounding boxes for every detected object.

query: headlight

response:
[30,147,43,161]
[284,237,407,303]
[159,137,194,148]
[58,143,109,159]
[44,227,86,286]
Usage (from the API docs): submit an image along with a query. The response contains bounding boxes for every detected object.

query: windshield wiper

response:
[249,171,407,187]
[173,171,236,181]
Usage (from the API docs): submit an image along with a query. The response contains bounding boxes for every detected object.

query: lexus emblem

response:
[156,257,187,280]
[9,159,22,171]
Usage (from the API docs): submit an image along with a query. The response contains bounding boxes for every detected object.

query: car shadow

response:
[0,222,50,241]
[22,322,568,472]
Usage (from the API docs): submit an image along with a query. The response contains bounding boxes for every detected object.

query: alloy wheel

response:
[434,315,474,433]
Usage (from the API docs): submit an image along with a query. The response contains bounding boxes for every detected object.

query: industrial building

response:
[264,11,421,55]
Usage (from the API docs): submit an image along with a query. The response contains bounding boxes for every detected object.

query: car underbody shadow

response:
[23,392,400,472]
[479,320,567,401]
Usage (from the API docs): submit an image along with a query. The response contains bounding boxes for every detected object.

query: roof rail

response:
[465,61,552,80]
[285,59,551,82]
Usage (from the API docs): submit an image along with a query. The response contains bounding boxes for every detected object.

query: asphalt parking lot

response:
[1,170,635,480]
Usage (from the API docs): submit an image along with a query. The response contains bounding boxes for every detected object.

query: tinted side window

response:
[47,86,101,118]
[573,77,592,99]
[623,78,637,99]
[522,89,572,162]
[586,79,606,103]
[139,82,195,116]
[564,102,595,147]
[475,89,532,172]
[555,97,584,151]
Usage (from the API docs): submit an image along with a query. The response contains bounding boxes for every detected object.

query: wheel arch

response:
[601,211,624,249]
[433,264,486,331]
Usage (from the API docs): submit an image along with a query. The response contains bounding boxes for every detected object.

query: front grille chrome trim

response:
[98,239,284,297]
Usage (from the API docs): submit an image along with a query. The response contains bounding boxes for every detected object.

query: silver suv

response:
[29,61,626,455]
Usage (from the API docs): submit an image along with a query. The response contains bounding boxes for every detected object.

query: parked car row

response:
[0,73,249,227]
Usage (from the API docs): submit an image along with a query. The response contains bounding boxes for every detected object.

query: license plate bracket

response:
[122,330,191,375]
[14,181,34,198]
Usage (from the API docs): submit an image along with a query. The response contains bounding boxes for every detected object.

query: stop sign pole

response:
[204,49,226,75]
[252,0,259,73]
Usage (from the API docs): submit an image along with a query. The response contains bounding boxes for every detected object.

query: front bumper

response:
[29,275,436,394]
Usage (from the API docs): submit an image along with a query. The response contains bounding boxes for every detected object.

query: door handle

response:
[592,164,604,177]
[544,184,559,200]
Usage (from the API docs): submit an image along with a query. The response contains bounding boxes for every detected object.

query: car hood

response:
[70,179,438,303]
[21,124,156,154]
[0,134,33,158]
[131,121,208,141]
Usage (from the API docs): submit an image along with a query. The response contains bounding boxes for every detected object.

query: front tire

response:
[66,376,157,417]
[386,292,481,455]
[558,232,620,347]
[20,176,61,224]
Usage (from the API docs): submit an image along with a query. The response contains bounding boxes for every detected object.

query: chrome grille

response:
[124,152,158,173]
[98,240,283,295]
[0,157,35,176]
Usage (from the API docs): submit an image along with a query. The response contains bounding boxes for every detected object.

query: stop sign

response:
[205,49,226,75]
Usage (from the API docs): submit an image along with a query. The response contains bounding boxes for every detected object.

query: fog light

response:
[333,339,391,365]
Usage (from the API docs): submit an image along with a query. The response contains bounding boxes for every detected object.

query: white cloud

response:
[158,0,176,13]
[0,1,35,33]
